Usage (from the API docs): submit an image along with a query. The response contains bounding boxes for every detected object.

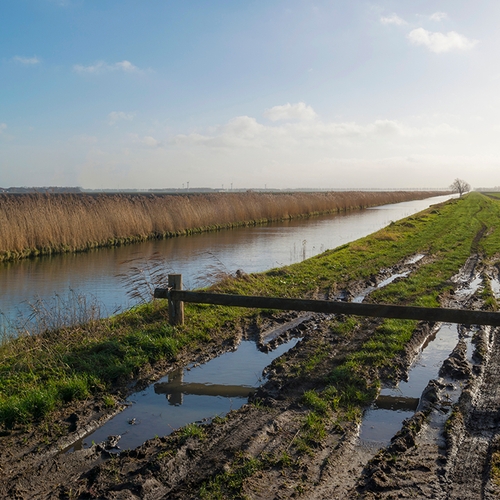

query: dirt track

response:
[1,254,500,499]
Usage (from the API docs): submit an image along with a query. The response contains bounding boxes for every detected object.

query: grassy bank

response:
[0,190,445,261]
[1,192,498,430]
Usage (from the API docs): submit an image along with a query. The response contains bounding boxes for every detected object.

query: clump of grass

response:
[0,373,96,428]
[180,422,206,443]
[199,452,263,499]
[302,389,329,415]
[0,300,178,428]
[296,411,328,455]
[117,252,172,304]
[481,273,498,311]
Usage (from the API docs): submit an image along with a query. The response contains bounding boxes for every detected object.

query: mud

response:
[1,255,500,499]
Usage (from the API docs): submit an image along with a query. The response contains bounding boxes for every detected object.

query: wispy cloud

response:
[408,28,478,53]
[129,134,162,147]
[380,14,407,26]
[172,106,461,151]
[13,56,41,65]
[0,123,7,133]
[108,111,134,125]
[73,60,143,75]
[263,102,318,122]
[429,12,448,22]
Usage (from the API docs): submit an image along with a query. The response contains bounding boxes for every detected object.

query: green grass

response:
[180,422,206,443]
[199,452,263,499]
[491,451,500,487]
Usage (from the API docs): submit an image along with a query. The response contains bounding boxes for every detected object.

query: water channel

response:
[0,194,452,336]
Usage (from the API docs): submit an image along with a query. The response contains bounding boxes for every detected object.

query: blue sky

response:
[1,1,498,190]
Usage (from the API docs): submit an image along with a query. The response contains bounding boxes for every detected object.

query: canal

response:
[0,194,452,336]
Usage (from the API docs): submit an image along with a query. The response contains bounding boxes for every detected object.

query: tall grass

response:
[0,191,445,261]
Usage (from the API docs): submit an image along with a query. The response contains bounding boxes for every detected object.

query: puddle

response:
[360,270,487,450]
[406,254,425,265]
[352,272,410,304]
[490,278,500,299]
[455,273,483,297]
[359,323,465,450]
[71,337,300,452]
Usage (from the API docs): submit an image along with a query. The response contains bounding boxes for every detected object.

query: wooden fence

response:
[154,274,500,327]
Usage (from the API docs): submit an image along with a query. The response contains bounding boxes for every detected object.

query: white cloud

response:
[0,123,6,133]
[408,28,478,53]
[380,14,407,26]
[263,102,318,122]
[108,111,134,125]
[142,136,161,147]
[171,113,460,152]
[13,56,41,65]
[74,104,491,190]
[429,12,448,22]
[129,134,162,147]
[73,60,143,75]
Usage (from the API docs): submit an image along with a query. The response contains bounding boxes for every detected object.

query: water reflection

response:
[78,338,300,451]
[359,323,460,449]
[154,369,256,405]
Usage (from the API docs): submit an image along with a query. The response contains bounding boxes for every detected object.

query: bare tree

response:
[450,178,471,197]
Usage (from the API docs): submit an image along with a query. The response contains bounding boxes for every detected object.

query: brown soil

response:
[1,256,499,499]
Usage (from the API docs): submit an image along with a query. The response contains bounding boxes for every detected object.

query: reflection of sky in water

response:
[491,278,500,299]
[80,339,299,451]
[0,195,452,334]
[360,323,460,448]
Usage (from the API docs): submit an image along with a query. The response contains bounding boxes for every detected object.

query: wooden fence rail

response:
[154,274,500,327]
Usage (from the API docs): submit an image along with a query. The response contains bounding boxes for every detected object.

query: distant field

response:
[484,192,500,199]
[0,191,446,261]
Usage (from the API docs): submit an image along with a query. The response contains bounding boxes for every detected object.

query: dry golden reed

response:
[0,191,445,261]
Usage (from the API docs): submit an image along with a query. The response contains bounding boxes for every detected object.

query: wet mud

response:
[1,254,500,499]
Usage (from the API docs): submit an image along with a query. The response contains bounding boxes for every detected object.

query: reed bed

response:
[0,191,445,262]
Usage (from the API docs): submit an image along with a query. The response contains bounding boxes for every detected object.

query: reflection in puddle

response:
[359,323,461,449]
[360,270,484,450]
[455,274,483,297]
[155,371,256,404]
[352,272,410,304]
[406,254,425,265]
[76,338,300,451]
[490,278,500,299]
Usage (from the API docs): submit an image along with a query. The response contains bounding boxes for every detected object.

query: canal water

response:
[0,195,452,336]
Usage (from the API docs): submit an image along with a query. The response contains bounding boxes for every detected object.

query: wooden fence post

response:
[168,274,184,325]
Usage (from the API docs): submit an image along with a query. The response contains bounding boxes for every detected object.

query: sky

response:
[1,1,499,190]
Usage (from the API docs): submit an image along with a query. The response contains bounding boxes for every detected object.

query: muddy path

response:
[1,253,500,499]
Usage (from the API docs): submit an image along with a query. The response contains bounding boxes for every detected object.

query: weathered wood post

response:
[168,274,184,325]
